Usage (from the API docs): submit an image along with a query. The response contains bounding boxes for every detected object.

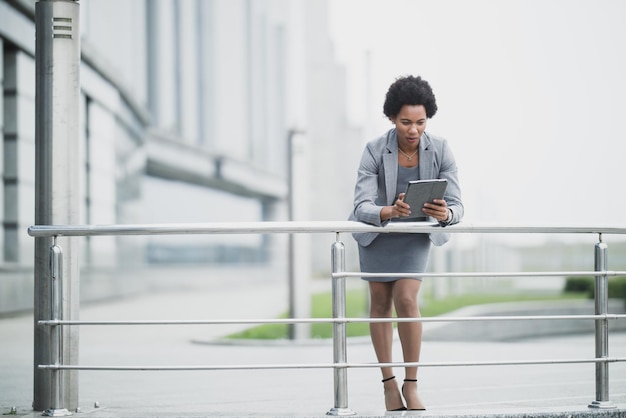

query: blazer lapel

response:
[418,133,437,180]
[383,130,398,205]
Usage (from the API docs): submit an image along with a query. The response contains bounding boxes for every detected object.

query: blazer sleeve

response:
[350,141,387,227]
[437,138,464,226]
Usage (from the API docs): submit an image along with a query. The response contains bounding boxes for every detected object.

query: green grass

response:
[225,289,587,340]
[420,292,585,317]
[227,289,370,340]
[311,289,370,338]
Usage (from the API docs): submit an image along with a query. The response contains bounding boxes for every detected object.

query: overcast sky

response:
[328,0,626,232]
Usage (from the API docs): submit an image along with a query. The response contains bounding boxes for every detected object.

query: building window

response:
[3,46,36,264]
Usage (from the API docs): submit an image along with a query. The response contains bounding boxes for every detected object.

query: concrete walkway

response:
[1,273,625,417]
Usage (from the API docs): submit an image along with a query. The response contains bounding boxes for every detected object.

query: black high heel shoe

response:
[382,376,407,411]
[402,378,426,411]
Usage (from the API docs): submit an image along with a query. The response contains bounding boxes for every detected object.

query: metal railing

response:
[28,221,626,416]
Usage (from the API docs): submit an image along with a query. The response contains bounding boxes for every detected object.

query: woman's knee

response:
[369,296,393,317]
[391,279,421,316]
[369,297,393,317]
[368,282,394,316]
[394,296,419,317]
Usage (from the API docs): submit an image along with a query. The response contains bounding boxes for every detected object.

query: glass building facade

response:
[0,0,363,314]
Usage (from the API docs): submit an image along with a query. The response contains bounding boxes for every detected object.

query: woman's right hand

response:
[381,193,411,220]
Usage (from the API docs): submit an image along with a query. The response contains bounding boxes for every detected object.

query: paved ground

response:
[2,272,625,417]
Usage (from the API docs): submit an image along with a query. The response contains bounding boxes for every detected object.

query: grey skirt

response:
[358,232,431,282]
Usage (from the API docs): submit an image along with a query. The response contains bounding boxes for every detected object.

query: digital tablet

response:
[402,179,448,219]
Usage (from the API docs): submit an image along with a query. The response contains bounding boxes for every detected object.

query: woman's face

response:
[391,104,427,150]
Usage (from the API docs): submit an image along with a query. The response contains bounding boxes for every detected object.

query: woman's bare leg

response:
[393,279,426,410]
[368,281,404,410]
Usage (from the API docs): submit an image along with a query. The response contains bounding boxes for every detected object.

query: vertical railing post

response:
[34,0,81,411]
[588,237,616,409]
[44,242,71,417]
[327,238,355,416]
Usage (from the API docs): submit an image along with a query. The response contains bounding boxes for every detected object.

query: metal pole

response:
[327,239,355,416]
[588,237,616,409]
[34,0,81,412]
[44,244,71,417]
[287,130,295,340]
[286,129,309,340]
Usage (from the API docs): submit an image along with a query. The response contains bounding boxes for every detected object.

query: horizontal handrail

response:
[337,270,626,279]
[38,313,626,326]
[27,221,626,237]
[37,356,626,372]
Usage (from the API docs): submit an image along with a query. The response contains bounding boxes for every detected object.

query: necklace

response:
[398,148,418,161]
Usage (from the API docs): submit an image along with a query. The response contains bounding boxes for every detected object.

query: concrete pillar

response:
[33,0,81,412]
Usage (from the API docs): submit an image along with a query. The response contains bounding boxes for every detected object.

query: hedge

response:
[564,276,626,302]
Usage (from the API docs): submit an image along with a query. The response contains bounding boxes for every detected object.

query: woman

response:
[349,75,463,411]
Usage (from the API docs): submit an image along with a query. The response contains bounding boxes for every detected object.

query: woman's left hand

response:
[422,199,450,222]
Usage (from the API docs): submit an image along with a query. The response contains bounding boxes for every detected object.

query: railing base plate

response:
[326,407,356,416]
[588,400,617,409]
[42,408,72,417]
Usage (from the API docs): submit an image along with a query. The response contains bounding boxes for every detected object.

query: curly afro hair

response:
[383,75,438,119]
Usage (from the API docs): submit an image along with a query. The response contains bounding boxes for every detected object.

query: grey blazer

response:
[349,128,463,247]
